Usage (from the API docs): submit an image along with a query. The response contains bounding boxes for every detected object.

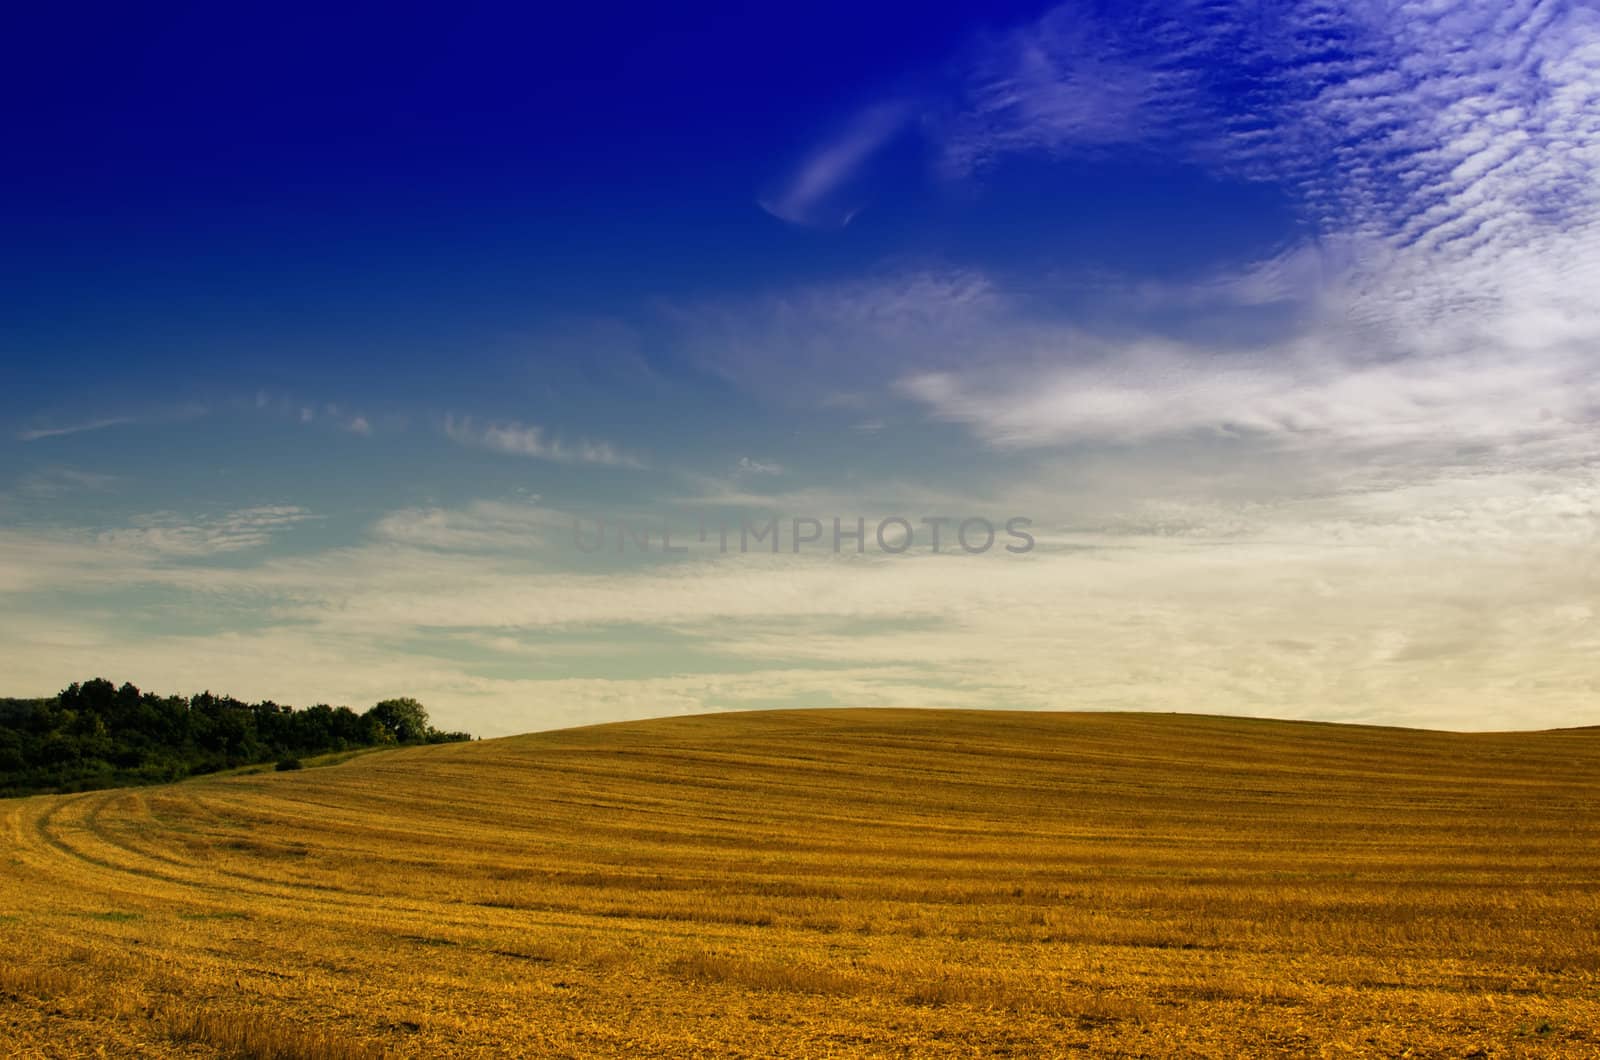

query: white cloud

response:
[370,499,566,553]
[760,100,913,227]
[901,334,1599,455]
[16,417,136,442]
[14,403,208,442]
[251,390,377,436]
[2,472,1597,732]
[14,467,119,498]
[863,0,1600,474]
[442,414,645,468]
[735,456,783,476]
[939,6,1191,176]
[95,506,318,557]
[665,268,1006,403]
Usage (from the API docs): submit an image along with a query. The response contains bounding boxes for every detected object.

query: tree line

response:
[0,678,471,796]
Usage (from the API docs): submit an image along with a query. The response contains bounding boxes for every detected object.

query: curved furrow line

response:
[12,776,756,955]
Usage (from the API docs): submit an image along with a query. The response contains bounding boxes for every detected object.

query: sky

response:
[3,0,1598,734]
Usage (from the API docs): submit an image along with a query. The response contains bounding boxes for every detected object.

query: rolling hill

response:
[3,708,1598,1057]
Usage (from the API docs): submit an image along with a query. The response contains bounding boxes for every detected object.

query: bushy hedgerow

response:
[0,680,471,796]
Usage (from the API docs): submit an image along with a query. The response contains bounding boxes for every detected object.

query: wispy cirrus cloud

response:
[16,401,215,442]
[17,417,139,442]
[760,100,914,227]
[666,267,1004,403]
[939,5,1199,177]
[97,505,318,557]
[253,390,377,436]
[15,467,120,498]
[936,0,1600,333]
[734,1,1600,476]
[370,497,564,553]
[442,414,645,469]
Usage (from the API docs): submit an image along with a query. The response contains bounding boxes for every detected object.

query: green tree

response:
[365,697,431,744]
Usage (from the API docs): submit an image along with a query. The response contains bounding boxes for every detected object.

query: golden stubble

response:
[3,708,1598,1057]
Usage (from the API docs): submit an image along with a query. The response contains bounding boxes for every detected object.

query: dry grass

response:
[3,708,1599,1057]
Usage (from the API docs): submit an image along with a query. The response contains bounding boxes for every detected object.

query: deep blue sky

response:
[1,0,1298,415]
[5,0,1588,733]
